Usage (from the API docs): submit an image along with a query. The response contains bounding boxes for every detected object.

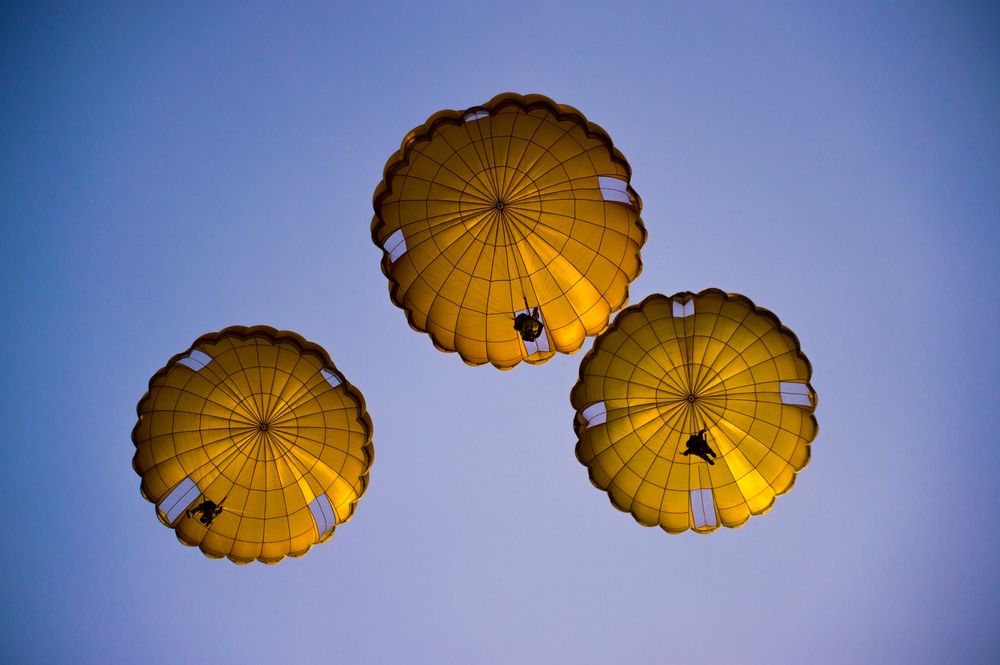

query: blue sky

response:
[1,2,998,663]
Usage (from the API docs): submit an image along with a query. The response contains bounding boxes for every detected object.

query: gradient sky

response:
[2,2,998,663]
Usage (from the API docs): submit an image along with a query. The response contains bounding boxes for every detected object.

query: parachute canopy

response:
[132,326,374,564]
[372,92,647,369]
[571,290,817,533]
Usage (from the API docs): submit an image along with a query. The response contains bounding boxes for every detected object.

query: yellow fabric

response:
[132,326,374,564]
[571,290,817,533]
[372,93,647,369]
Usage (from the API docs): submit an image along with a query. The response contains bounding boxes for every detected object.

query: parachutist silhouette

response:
[514,308,544,342]
[682,429,717,465]
[187,498,225,526]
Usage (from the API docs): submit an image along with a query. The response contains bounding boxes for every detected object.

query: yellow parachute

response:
[571,290,817,533]
[132,326,374,563]
[372,92,647,369]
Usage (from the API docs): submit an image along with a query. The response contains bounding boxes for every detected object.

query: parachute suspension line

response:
[497,205,522,313]
[686,394,698,435]
[499,208,545,343]
[503,208,536,308]
[221,419,267,532]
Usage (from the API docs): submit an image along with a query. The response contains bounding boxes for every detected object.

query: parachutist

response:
[187,498,224,526]
[682,429,717,465]
[514,308,544,342]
